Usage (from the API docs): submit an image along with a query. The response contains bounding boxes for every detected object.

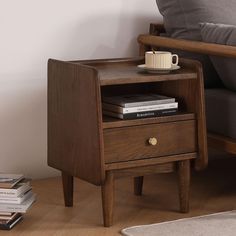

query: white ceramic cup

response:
[145,51,179,69]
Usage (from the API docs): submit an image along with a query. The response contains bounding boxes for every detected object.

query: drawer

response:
[103,120,197,163]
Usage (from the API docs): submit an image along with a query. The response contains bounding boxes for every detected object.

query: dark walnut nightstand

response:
[48,57,208,227]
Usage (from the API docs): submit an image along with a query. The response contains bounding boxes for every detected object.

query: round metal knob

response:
[148,137,157,146]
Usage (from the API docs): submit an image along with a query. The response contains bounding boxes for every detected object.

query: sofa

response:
[138,0,236,156]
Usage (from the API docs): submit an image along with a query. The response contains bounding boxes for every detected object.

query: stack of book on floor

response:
[0,173,36,230]
[102,93,178,120]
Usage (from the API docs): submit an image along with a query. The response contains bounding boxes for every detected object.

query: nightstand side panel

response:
[48,59,105,185]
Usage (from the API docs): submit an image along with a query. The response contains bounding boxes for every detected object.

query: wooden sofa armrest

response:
[138,34,236,58]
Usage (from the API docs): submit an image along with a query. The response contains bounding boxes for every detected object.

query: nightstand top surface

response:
[74,58,197,86]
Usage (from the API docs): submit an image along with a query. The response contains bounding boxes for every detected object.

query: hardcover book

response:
[0,213,22,230]
[103,102,178,114]
[103,108,178,120]
[102,93,175,108]
[0,190,33,204]
[0,174,24,189]
[0,212,18,221]
[0,212,12,216]
[0,194,36,213]
[0,179,31,197]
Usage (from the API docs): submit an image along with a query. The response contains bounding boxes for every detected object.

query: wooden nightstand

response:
[48,57,208,227]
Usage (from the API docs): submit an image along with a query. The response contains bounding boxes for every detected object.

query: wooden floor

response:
[3,154,236,236]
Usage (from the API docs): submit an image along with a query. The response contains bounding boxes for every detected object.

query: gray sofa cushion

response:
[200,23,236,91]
[156,0,236,40]
[205,88,236,139]
[155,0,236,88]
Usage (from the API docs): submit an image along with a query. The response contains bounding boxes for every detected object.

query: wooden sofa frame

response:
[138,23,236,155]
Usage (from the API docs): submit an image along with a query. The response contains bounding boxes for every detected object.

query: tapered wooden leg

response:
[134,176,144,196]
[101,171,114,227]
[62,172,74,207]
[178,160,190,213]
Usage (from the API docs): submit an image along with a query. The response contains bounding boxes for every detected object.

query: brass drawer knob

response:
[148,137,157,146]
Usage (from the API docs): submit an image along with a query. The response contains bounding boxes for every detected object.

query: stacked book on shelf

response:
[0,173,36,230]
[102,93,178,120]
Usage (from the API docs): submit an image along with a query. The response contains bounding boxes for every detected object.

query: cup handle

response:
[172,54,179,66]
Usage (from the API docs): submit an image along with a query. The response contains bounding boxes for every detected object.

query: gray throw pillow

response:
[200,23,236,92]
[156,0,236,88]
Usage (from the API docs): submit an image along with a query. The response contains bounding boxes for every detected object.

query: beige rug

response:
[121,211,236,236]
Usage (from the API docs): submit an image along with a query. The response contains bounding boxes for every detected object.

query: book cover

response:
[0,179,31,197]
[0,174,24,189]
[0,194,36,213]
[103,108,178,120]
[103,102,178,114]
[102,93,175,108]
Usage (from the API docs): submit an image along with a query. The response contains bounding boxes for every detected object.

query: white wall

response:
[0,0,161,179]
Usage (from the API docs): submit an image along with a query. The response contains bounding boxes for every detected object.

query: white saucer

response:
[137,64,180,74]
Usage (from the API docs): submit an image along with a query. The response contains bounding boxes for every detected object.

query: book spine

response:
[0,212,12,216]
[123,98,175,108]
[0,191,33,204]
[0,194,36,213]
[0,214,23,230]
[0,205,27,213]
[0,185,31,198]
[103,102,178,114]
[123,102,178,114]
[122,108,178,120]
[0,191,16,196]
[0,176,24,189]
